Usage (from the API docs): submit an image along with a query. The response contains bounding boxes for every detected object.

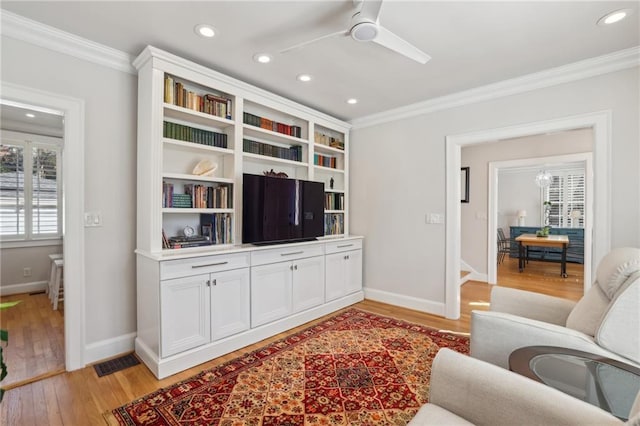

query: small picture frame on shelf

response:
[201,224,212,241]
[461,167,470,203]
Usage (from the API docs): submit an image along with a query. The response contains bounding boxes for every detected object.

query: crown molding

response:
[1,10,135,75]
[350,46,640,130]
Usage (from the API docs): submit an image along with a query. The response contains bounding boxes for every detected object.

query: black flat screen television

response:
[243,173,324,245]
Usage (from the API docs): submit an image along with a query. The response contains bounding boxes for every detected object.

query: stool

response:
[47,253,63,296]
[51,258,64,310]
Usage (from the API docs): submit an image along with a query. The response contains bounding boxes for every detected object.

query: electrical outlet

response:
[23,267,32,277]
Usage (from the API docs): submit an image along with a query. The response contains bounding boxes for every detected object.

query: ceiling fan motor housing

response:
[350,20,379,41]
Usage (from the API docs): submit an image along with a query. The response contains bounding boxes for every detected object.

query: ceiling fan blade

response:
[373,26,431,64]
[279,30,348,54]
[358,0,383,22]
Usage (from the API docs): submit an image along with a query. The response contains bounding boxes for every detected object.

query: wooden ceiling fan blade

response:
[373,26,431,64]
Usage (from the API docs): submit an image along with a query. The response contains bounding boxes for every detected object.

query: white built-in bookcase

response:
[134,46,350,254]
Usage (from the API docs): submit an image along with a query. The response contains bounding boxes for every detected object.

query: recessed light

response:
[253,53,272,64]
[346,98,358,105]
[25,113,36,118]
[597,9,632,26]
[194,24,216,38]
[297,74,312,82]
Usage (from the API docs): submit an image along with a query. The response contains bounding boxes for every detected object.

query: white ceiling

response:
[2,1,639,121]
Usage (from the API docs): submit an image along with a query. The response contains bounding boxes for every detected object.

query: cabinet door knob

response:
[290,265,294,270]
[346,255,350,260]
[213,279,217,286]
[206,279,211,287]
[294,264,298,270]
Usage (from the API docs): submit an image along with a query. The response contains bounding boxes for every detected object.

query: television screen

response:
[243,174,324,244]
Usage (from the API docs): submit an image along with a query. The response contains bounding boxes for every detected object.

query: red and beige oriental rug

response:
[109,308,469,425]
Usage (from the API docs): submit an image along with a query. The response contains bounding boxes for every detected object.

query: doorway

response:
[445,111,611,319]
[1,81,86,374]
[0,101,66,387]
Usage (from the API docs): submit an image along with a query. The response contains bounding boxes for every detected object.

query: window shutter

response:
[543,169,585,228]
[0,144,26,237]
[32,146,59,235]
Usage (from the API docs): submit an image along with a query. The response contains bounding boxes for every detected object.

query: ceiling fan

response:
[279,0,431,64]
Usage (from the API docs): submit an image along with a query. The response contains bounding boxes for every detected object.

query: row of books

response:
[324,213,344,236]
[325,193,344,211]
[243,112,302,138]
[163,182,233,209]
[314,131,344,150]
[243,139,303,162]
[201,213,233,245]
[163,233,212,249]
[164,75,232,119]
[314,154,338,169]
[163,121,228,149]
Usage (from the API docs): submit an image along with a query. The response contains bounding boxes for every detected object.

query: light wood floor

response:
[0,257,583,425]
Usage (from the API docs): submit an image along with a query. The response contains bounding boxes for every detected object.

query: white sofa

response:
[470,247,640,369]
[408,348,640,426]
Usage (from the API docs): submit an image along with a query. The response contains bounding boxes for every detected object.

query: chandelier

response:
[535,170,552,188]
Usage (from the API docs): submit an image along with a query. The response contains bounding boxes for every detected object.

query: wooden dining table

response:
[515,233,570,278]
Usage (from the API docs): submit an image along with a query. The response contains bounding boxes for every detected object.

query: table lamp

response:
[517,209,527,226]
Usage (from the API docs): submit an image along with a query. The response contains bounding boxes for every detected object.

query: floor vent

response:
[93,353,140,377]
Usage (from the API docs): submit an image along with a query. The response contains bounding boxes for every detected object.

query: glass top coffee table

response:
[509,346,640,420]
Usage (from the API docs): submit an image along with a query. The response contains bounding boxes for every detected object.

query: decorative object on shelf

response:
[570,210,582,228]
[192,159,218,177]
[461,167,470,203]
[330,177,334,189]
[535,170,553,188]
[517,209,527,226]
[183,225,195,237]
[263,169,288,178]
[536,225,551,237]
[543,201,552,226]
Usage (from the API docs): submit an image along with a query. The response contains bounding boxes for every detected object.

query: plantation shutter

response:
[543,169,585,228]
[32,146,59,235]
[0,143,26,237]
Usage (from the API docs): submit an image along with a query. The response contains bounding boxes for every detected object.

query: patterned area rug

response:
[110,308,469,425]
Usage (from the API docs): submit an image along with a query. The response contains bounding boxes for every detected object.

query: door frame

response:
[2,81,86,370]
[445,111,611,319]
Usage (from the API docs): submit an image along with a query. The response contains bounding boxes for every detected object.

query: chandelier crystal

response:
[535,170,552,188]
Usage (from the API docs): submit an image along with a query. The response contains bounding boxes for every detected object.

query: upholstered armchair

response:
[471,247,640,369]
[408,348,638,425]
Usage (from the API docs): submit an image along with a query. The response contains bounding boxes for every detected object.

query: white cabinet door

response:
[160,274,211,357]
[325,252,346,302]
[211,268,250,341]
[292,256,325,313]
[345,249,363,295]
[251,262,293,327]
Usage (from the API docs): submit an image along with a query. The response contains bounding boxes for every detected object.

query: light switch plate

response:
[84,212,103,227]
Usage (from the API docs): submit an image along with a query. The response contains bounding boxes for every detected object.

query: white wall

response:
[1,36,137,347]
[462,128,593,273]
[351,67,639,310]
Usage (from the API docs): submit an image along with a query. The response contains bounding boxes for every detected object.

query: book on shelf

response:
[324,212,344,235]
[167,235,212,249]
[164,74,232,120]
[163,121,228,148]
[314,131,344,150]
[324,192,344,210]
[163,182,232,209]
[200,213,233,245]
[243,112,302,138]
[243,138,303,162]
[314,153,337,169]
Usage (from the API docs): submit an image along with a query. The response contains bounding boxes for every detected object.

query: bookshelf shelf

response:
[162,173,234,184]
[314,144,344,155]
[164,103,235,130]
[163,138,234,155]
[314,165,344,174]
[325,189,345,194]
[162,208,234,214]
[243,152,308,167]
[324,209,344,214]
[243,124,309,145]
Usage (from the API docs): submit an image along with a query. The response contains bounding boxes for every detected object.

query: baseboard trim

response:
[468,272,488,283]
[0,280,47,296]
[364,288,445,316]
[84,332,136,365]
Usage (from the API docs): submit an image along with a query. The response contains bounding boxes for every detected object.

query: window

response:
[543,169,585,228]
[0,131,62,241]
